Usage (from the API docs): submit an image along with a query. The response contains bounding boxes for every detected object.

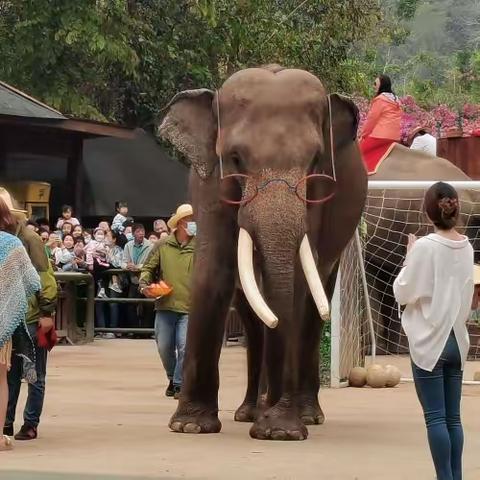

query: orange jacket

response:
[361,94,402,141]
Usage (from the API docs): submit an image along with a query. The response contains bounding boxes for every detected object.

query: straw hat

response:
[0,187,27,214]
[474,265,480,286]
[167,204,193,230]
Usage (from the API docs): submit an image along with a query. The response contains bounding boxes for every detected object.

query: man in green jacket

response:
[0,188,57,441]
[139,204,195,399]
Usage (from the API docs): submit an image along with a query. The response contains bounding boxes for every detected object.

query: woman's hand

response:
[407,234,417,254]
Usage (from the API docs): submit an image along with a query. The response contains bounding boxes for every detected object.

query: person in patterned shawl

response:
[0,197,41,451]
[0,187,57,442]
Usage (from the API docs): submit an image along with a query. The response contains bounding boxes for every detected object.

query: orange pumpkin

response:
[146,281,173,298]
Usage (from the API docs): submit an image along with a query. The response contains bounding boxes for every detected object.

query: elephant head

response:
[159,67,361,330]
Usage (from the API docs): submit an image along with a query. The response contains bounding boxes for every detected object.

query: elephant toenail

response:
[170,421,183,432]
[271,430,287,440]
[184,423,201,434]
[289,430,307,441]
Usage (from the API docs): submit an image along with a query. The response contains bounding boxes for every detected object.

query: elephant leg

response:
[297,265,339,426]
[250,328,308,441]
[233,289,264,423]
[169,203,237,434]
[249,264,308,441]
[297,295,325,426]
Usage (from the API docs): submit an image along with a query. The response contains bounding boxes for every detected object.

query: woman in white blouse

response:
[394,182,474,480]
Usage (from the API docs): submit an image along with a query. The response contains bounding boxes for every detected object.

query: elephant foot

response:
[169,401,221,434]
[234,402,258,423]
[249,404,308,441]
[299,395,325,425]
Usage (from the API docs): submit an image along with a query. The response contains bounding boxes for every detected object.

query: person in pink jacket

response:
[359,75,403,174]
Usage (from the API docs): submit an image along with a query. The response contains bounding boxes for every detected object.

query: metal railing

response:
[54,272,95,343]
[55,268,244,344]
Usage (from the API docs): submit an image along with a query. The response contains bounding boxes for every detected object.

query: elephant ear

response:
[159,89,218,179]
[327,93,360,150]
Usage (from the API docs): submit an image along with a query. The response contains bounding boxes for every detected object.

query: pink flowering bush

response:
[356,95,480,143]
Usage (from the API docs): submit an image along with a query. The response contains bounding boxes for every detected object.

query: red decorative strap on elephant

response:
[219,173,336,205]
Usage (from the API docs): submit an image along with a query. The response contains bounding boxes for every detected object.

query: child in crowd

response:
[111,202,129,233]
[38,228,50,243]
[26,220,38,232]
[123,219,134,242]
[98,221,111,233]
[73,240,88,271]
[46,232,61,265]
[72,225,84,239]
[148,232,160,243]
[61,222,73,239]
[106,230,126,294]
[55,234,76,270]
[87,228,109,297]
[56,205,80,230]
[37,217,50,232]
[83,229,93,245]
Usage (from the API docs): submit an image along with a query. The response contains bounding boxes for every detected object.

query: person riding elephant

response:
[359,74,403,175]
[159,65,367,441]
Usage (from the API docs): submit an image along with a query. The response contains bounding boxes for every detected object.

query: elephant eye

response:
[230,152,243,172]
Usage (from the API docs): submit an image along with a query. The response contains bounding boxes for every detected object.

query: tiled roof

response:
[0,81,66,119]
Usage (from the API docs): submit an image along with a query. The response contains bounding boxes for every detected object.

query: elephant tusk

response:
[237,228,279,329]
[299,235,330,321]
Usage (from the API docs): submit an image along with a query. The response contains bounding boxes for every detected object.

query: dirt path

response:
[1,340,479,480]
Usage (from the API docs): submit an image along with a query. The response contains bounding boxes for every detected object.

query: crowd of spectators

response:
[24,202,170,338]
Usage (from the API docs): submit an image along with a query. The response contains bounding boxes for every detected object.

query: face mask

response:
[186,221,197,237]
[126,233,134,242]
[84,235,91,244]
[95,234,105,242]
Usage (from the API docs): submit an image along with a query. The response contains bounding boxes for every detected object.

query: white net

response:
[331,232,370,385]
[333,184,480,383]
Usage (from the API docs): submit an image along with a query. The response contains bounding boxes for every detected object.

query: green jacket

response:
[16,222,57,324]
[139,234,194,314]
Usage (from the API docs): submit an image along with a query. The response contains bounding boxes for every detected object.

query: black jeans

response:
[412,332,464,480]
[6,323,48,428]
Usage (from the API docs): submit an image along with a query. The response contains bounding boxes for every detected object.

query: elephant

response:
[364,144,480,354]
[159,65,367,441]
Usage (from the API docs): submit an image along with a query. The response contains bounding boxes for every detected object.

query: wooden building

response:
[437,135,480,180]
[0,81,188,225]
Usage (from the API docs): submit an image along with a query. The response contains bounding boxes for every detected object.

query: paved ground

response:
[0,340,479,480]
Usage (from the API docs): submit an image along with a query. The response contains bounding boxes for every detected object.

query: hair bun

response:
[438,197,458,217]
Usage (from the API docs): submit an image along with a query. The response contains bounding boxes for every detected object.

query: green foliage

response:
[0,0,381,127]
[320,321,331,386]
[396,0,420,20]
[0,0,138,121]
[1,0,477,124]
[351,0,480,109]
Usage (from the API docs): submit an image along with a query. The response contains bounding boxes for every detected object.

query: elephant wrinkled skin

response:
[159,66,367,441]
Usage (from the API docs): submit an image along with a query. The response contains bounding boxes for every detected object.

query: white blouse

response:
[393,233,473,372]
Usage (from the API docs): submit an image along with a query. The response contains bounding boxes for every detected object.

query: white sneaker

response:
[109,283,123,294]
[97,288,107,299]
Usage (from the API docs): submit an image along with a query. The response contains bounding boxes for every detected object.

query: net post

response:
[330,270,341,388]
[354,228,376,363]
